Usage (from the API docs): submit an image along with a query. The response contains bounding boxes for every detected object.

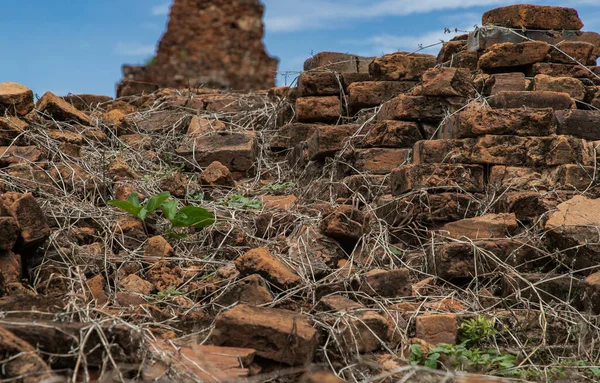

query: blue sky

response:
[2,0,599,97]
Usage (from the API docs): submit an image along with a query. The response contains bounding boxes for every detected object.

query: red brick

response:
[378,95,463,122]
[347,81,416,114]
[413,68,475,98]
[415,135,592,167]
[532,75,586,101]
[362,120,424,148]
[298,72,340,97]
[270,123,319,150]
[437,41,467,65]
[306,124,359,160]
[415,315,457,345]
[532,63,600,85]
[359,268,411,298]
[351,148,411,175]
[304,52,373,73]
[478,41,549,70]
[482,5,584,30]
[295,96,341,123]
[441,213,518,240]
[0,82,34,116]
[319,205,368,245]
[375,192,483,226]
[550,41,596,65]
[5,193,50,250]
[440,106,556,138]
[430,239,544,280]
[0,217,19,252]
[36,91,91,125]
[0,146,45,167]
[0,117,28,146]
[488,91,575,109]
[556,109,600,140]
[235,248,300,288]
[486,73,527,96]
[212,304,318,365]
[369,52,436,81]
[502,273,583,308]
[390,164,484,195]
[176,131,257,172]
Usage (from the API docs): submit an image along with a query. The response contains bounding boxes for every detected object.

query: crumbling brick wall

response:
[117,0,278,97]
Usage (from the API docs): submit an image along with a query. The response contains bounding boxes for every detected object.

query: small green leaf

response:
[425,357,438,369]
[428,352,441,361]
[161,200,178,220]
[171,206,215,228]
[108,199,143,217]
[138,207,149,220]
[127,193,140,207]
[144,191,171,213]
[591,367,600,377]
[389,245,402,256]
[410,344,423,358]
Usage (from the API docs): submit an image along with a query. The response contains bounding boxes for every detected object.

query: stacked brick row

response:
[276,51,448,183]
[382,4,600,313]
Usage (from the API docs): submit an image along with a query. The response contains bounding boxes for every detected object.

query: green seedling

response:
[108,191,214,238]
[220,193,262,209]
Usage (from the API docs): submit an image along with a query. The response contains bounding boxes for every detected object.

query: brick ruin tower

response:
[117,0,278,97]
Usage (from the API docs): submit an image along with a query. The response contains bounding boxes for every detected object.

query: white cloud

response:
[262,0,531,32]
[151,2,171,16]
[115,42,155,56]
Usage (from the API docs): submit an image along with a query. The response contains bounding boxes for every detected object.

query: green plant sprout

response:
[108,191,214,238]
[219,193,262,209]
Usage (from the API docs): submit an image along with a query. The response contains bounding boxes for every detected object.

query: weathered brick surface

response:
[489,165,596,192]
[295,96,341,123]
[441,213,518,240]
[440,107,556,138]
[415,314,457,345]
[306,124,359,160]
[390,164,484,195]
[532,75,586,101]
[235,248,300,289]
[347,81,416,114]
[549,41,596,65]
[478,41,550,70]
[430,239,546,280]
[413,68,475,98]
[555,110,600,140]
[369,52,436,81]
[488,91,575,110]
[118,0,277,93]
[544,196,600,270]
[304,52,373,73]
[270,123,320,150]
[502,273,584,308]
[298,72,340,97]
[482,5,584,30]
[532,63,600,84]
[413,135,592,167]
[378,95,463,122]
[486,72,527,95]
[212,304,318,365]
[362,120,425,148]
[351,148,411,175]
[375,192,483,226]
[359,268,412,298]
[0,82,34,116]
[176,131,257,172]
